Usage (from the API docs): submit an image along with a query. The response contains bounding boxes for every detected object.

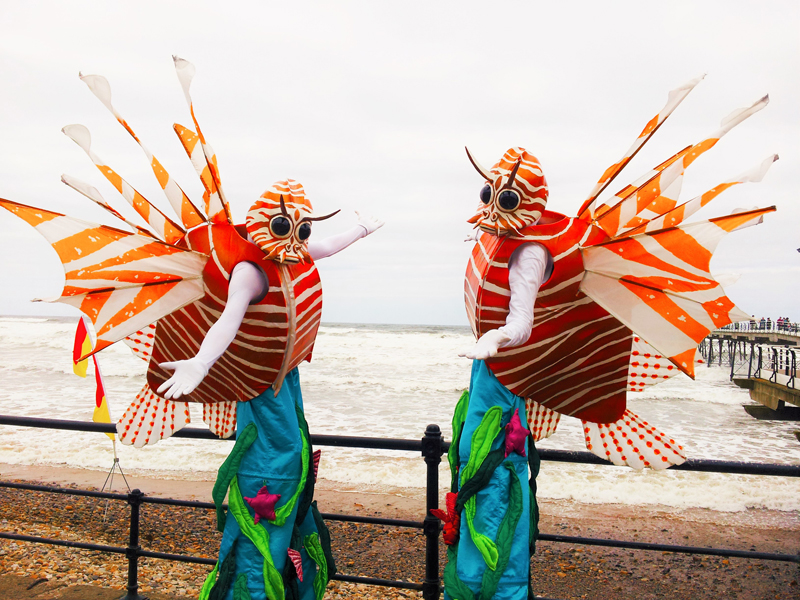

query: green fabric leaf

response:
[455,448,504,515]
[233,574,252,600]
[273,406,311,527]
[304,532,328,600]
[293,405,316,528]
[443,545,476,600]
[479,464,523,600]
[209,539,238,600]
[228,477,285,600]
[448,390,470,492]
[198,564,218,600]
[311,501,337,578]
[213,422,258,532]
[460,406,503,570]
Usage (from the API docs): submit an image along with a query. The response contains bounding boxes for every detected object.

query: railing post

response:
[121,489,148,600]
[421,424,443,600]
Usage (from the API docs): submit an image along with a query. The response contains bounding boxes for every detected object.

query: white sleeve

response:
[496,242,552,348]
[308,225,367,261]
[193,261,267,370]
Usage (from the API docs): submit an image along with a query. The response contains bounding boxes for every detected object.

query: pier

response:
[700,323,800,420]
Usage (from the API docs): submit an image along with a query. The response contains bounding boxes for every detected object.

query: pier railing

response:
[0,415,799,600]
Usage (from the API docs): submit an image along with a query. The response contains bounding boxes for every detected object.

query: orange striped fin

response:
[624,154,778,236]
[593,95,770,239]
[79,73,207,229]
[580,206,775,378]
[173,56,232,225]
[173,124,228,223]
[578,75,704,220]
[62,124,185,244]
[0,198,208,358]
[60,174,160,239]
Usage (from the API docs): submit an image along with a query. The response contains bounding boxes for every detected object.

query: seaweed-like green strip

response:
[479,463,523,599]
[198,563,218,600]
[233,573,252,600]
[448,389,470,492]
[213,422,258,532]
[311,501,337,579]
[209,539,238,600]
[273,410,311,527]
[455,447,504,515]
[228,477,284,600]
[293,404,316,528]
[527,436,540,553]
[304,532,328,600]
[460,406,503,570]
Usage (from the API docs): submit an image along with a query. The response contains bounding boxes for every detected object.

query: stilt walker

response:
[0,57,382,600]
[441,78,777,599]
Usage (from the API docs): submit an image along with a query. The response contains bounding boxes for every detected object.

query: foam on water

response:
[0,318,797,512]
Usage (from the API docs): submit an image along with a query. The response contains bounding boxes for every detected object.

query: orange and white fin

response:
[581,205,775,379]
[60,174,159,239]
[124,324,158,363]
[592,95,770,240]
[117,383,190,448]
[172,56,232,225]
[173,124,227,224]
[582,409,685,470]
[578,75,704,220]
[525,398,561,441]
[62,124,186,244]
[0,199,207,359]
[202,401,237,439]
[624,154,778,236]
[78,73,207,230]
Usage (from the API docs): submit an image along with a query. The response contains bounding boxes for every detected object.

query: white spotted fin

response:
[525,399,561,441]
[117,383,191,448]
[202,401,237,439]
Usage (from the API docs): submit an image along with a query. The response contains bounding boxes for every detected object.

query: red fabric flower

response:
[430,492,460,546]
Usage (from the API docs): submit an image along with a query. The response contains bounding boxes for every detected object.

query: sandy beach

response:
[0,463,797,599]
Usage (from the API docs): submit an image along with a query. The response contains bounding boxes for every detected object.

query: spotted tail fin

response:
[525,399,561,441]
[117,383,191,447]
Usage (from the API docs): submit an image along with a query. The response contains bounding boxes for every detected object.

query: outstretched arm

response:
[460,242,552,360]
[308,212,384,260]
[157,261,267,399]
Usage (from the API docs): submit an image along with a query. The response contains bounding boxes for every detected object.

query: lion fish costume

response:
[443,77,777,599]
[0,58,365,600]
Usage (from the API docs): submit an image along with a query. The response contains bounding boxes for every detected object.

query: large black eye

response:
[479,184,492,205]
[297,222,312,241]
[270,216,291,237]
[497,190,520,211]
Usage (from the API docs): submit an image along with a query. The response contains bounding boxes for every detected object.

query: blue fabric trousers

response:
[445,360,531,600]
[216,368,321,600]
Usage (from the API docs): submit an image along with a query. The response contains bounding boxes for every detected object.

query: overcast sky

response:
[0,1,797,325]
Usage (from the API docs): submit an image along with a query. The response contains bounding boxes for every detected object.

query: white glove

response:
[157,358,209,399]
[459,329,512,360]
[355,211,384,236]
[464,230,479,242]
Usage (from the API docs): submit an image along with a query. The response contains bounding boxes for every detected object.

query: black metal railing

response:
[0,415,799,600]
[717,320,800,335]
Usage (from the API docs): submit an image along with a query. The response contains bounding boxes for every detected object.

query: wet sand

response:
[0,463,797,599]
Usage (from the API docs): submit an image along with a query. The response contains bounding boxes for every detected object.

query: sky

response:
[0,1,797,326]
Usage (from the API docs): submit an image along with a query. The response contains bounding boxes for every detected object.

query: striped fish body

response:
[146,223,322,404]
[465,211,632,423]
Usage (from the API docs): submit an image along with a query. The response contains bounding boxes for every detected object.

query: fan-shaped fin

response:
[578,75,705,220]
[0,199,207,358]
[62,124,185,244]
[582,409,685,470]
[524,398,561,441]
[79,73,207,230]
[117,382,191,447]
[124,324,157,363]
[202,401,237,439]
[624,154,778,236]
[580,206,775,378]
[627,335,685,392]
[592,95,770,239]
[60,174,159,239]
[172,56,233,225]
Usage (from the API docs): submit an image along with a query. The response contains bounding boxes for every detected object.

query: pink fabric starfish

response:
[504,408,528,458]
[244,485,281,524]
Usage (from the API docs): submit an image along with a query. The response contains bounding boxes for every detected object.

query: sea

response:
[0,317,798,513]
